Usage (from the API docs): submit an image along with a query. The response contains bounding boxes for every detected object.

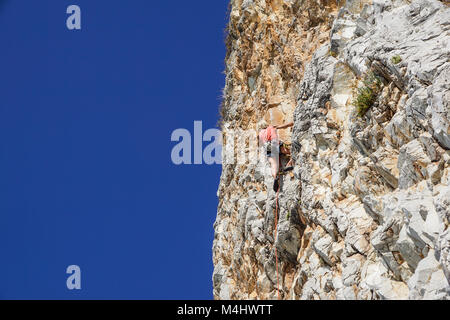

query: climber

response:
[258,121,294,192]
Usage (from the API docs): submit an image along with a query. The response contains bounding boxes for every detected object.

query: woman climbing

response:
[258,121,294,192]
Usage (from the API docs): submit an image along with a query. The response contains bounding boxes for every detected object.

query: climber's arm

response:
[275,122,294,130]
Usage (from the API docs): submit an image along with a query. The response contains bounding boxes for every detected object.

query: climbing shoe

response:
[281,166,294,173]
[273,177,280,192]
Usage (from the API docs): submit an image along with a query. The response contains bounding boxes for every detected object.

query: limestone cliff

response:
[213,0,450,300]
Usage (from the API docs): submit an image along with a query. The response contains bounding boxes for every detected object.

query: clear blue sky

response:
[0,0,227,299]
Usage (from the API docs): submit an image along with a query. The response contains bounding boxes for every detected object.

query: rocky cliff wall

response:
[213,0,450,300]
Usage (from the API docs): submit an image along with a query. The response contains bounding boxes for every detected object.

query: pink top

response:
[258,125,278,144]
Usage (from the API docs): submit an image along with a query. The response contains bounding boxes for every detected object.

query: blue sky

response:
[0,0,227,299]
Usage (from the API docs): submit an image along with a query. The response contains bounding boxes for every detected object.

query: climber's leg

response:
[280,143,291,156]
[268,156,279,179]
[279,142,294,172]
[273,175,280,192]
[280,161,294,174]
[268,155,281,192]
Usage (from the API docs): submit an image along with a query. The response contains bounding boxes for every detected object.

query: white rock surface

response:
[213,0,450,300]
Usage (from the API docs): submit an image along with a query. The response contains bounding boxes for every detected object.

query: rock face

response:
[213,0,450,300]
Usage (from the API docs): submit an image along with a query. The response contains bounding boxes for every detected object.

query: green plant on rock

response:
[391,55,402,64]
[353,72,382,117]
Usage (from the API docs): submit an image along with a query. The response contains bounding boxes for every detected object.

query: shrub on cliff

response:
[353,72,382,117]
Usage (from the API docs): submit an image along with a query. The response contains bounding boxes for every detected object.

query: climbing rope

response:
[274,183,280,300]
